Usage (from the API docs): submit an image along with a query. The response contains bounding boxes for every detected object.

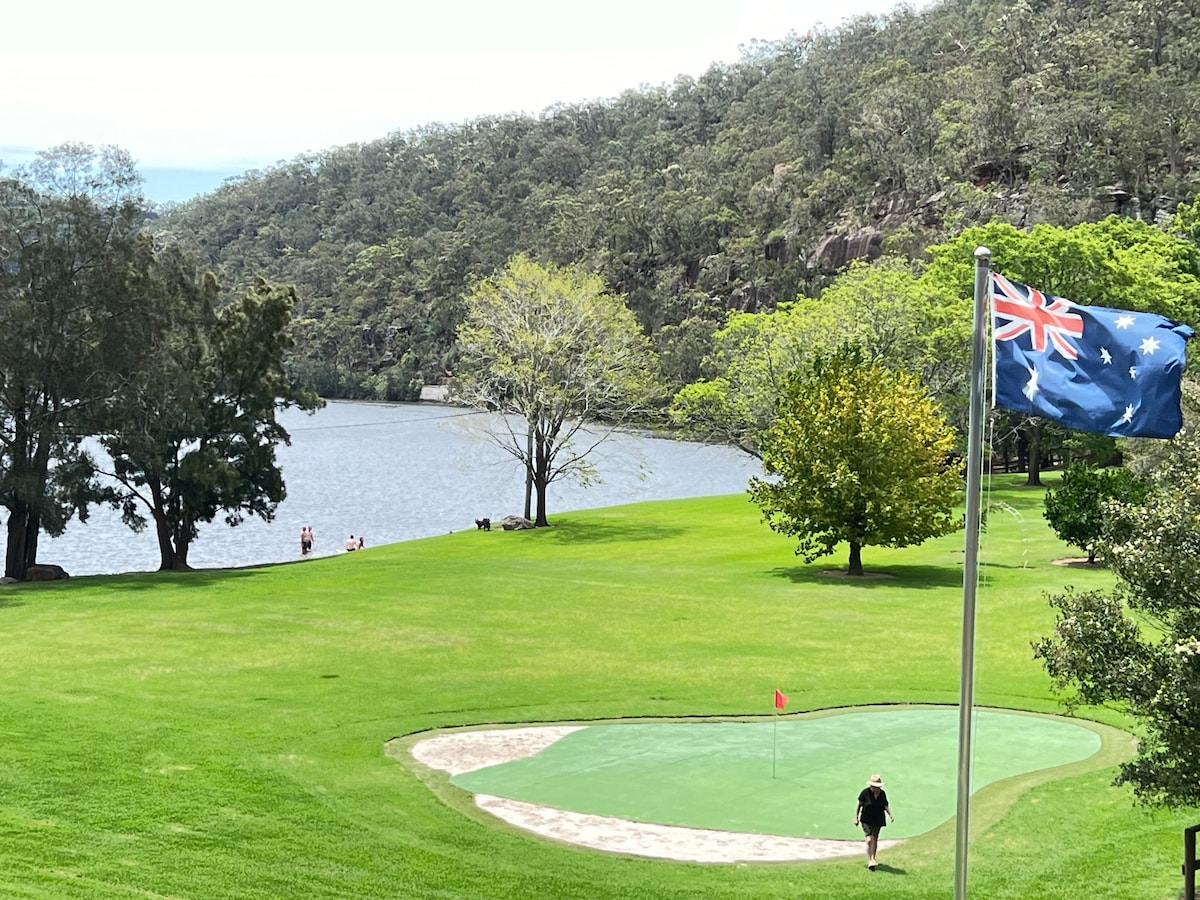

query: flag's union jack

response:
[993,273,1084,359]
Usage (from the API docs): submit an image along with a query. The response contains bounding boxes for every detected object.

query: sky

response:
[5,0,909,202]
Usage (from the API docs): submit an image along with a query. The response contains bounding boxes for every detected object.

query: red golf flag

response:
[774,689,788,710]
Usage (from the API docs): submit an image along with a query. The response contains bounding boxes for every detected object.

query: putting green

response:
[451,709,1101,839]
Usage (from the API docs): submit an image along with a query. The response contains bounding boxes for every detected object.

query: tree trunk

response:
[1025,422,1044,487]
[533,435,550,527]
[150,482,191,571]
[5,508,31,581]
[847,541,864,576]
[173,533,193,571]
[22,511,40,576]
[523,428,534,521]
[154,513,178,572]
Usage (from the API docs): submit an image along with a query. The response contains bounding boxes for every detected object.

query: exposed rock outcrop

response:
[810,228,883,272]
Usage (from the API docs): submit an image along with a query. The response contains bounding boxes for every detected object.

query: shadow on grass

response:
[48,567,268,594]
[537,520,686,544]
[874,863,907,875]
[769,564,963,588]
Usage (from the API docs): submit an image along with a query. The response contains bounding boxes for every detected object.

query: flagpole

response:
[772,689,786,778]
[954,246,991,900]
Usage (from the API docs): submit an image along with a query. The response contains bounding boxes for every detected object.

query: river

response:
[38,401,761,576]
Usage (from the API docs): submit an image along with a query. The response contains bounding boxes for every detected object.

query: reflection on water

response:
[40,401,760,576]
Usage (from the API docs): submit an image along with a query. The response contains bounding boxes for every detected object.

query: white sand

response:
[411,726,898,863]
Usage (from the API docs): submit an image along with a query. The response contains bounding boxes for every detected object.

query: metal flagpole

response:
[954,246,992,900]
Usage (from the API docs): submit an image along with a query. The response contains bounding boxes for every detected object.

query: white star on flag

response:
[1023,365,1039,400]
[1100,347,1112,364]
[1140,335,1161,355]
[1115,314,1136,329]
[1121,405,1135,424]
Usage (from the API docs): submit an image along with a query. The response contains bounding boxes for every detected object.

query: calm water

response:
[40,401,760,576]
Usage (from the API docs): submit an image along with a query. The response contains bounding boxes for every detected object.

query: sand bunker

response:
[411,726,894,863]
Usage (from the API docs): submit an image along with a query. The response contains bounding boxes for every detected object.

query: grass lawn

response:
[0,476,1193,899]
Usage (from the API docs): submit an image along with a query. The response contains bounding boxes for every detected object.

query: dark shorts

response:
[861,822,883,838]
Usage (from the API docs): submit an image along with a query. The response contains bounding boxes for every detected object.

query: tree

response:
[453,255,659,526]
[672,257,966,456]
[669,307,811,458]
[1033,427,1200,806]
[748,345,961,576]
[0,143,144,580]
[924,218,1200,485]
[1043,463,1151,564]
[100,275,321,570]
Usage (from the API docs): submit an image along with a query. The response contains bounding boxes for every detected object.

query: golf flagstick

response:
[772,689,787,778]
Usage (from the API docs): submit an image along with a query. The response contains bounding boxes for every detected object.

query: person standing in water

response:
[853,774,894,870]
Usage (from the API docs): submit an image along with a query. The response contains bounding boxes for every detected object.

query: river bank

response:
[38,400,760,576]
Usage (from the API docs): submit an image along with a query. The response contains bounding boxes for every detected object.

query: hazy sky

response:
[6,0,905,191]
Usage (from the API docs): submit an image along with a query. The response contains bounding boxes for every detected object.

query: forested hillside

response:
[155,0,1200,399]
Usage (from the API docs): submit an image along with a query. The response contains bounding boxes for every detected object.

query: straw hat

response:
[866,774,885,788]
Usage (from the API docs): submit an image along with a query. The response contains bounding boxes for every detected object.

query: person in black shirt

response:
[853,774,895,870]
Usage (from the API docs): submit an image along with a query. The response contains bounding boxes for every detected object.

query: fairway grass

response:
[0,478,1193,899]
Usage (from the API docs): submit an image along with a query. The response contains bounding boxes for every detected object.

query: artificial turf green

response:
[0,476,1194,898]
[450,709,1105,839]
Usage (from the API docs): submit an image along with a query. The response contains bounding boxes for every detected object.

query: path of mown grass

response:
[0,477,1192,899]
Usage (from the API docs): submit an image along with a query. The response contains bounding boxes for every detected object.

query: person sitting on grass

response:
[345,535,357,552]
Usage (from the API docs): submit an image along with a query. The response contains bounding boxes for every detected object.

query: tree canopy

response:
[0,144,320,577]
[671,257,967,456]
[148,0,1200,398]
[748,345,962,576]
[0,144,145,579]
[453,255,659,526]
[100,276,321,571]
[1034,423,1200,807]
[1042,464,1150,564]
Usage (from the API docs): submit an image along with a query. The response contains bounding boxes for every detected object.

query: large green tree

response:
[0,143,144,580]
[748,345,961,576]
[453,255,659,527]
[924,218,1200,484]
[1034,420,1200,806]
[672,257,965,456]
[1043,463,1150,564]
[100,275,321,570]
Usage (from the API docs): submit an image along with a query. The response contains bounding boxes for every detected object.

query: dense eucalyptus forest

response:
[154,0,1200,401]
[5,0,1200,581]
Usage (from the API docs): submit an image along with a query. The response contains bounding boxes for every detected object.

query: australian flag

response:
[992,272,1193,439]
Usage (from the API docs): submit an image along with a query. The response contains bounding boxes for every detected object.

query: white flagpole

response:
[772,711,778,779]
[954,246,991,900]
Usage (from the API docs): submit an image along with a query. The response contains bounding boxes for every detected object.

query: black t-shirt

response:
[857,787,889,826]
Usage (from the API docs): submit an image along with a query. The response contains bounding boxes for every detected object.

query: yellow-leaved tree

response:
[748,344,962,576]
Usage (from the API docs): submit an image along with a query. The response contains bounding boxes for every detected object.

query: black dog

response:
[474,517,491,531]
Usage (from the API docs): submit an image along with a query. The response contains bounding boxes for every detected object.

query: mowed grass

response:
[0,477,1192,899]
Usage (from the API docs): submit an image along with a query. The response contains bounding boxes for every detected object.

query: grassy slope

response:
[0,479,1192,899]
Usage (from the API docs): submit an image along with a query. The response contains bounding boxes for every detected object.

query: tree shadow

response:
[537,521,686,545]
[768,564,964,589]
[70,568,267,594]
